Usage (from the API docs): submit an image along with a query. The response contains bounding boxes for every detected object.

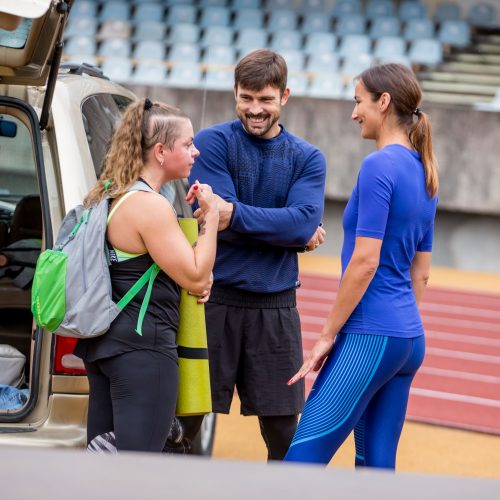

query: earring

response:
[160,158,164,167]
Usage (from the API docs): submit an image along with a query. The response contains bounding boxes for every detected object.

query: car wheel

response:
[190,412,216,456]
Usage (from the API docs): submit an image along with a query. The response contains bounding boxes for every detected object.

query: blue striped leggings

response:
[284,333,425,468]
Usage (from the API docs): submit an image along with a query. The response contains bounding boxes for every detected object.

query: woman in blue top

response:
[284,63,439,468]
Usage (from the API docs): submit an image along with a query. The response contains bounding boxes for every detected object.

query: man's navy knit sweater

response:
[189,120,326,294]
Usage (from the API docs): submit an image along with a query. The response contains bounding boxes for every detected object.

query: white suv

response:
[0,0,215,454]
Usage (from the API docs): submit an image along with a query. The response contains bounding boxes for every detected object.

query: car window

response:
[0,19,32,49]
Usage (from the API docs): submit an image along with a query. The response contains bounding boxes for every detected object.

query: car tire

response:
[190,412,217,456]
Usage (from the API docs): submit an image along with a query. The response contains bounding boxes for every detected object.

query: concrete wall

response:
[127,86,500,216]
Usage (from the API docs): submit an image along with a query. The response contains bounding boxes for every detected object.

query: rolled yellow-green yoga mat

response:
[176,218,212,416]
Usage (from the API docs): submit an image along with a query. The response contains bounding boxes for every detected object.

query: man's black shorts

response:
[205,286,305,416]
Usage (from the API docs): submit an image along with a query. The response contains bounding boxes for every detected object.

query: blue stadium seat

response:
[306,51,341,72]
[200,26,234,47]
[267,10,297,31]
[167,23,200,45]
[299,0,327,13]
[168,43,200,63]
[71,0,97,18]
[369,17,401,38]
[468,3,498,28]
[403,18,435,41]
[365,0,395,20]
[132,61,167,85]
[167,62,203,88]
[308,72,345,99]
[233,0,261,8]
[99,1,130,22]
[199,0,228,6]
[166,0,195,4]
[235,28,268,52]
[408,38,443,66]
[166,5,197,25]
[65,17,97,38]
[398,1,427,22]
[96,20,132,41]
[335,15,366,37]
[64,36,96,57]
[303,33,338,55]
[203,45,236,65]
[373,36,406,60]
[270,30,302,51]
[99,38,131,59]
[333,0,362,18]
[133,3,165,23]
[339,34,371,57]
[65,54,98,66]
[287,72,310,96]
[438,20,470,47]
[133,21,166,42]
[133,40,165,60]
[278,49,305,71]
[434,3,461,22]
[265,0,292,10]
[233,9,264,29]
[101,57,133,83]
[301,12,332,34]
[200,6,231,27]
[341,53,374,78]
[204,67,234,90]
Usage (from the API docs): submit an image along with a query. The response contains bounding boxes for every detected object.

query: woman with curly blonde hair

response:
[75,98,219,453]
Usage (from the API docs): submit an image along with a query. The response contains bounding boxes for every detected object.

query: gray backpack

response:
[31,181,159,338]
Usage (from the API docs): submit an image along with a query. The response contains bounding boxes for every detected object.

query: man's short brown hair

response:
[234,49,288,95]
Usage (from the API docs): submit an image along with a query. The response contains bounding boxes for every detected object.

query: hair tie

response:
[103,180,113,191]
[413,108,421,116]
[144,98,153,111]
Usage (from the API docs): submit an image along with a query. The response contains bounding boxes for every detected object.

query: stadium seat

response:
[133,21,166,42]
[335,15,367,37]
[64,36,96,58]
[99,38,131,59]
[166,0,195,4]
[287,72,309,96]
[299,0,327,13]
[65,17,97,38]
[166,5,197,25]
[168,43,200,63]
[65,54,98,66]
[438,20,470,48]
[235,28,269,52]
[167,23,200,45]
[278,49,305,71]
[132,3,165,23]
[167,62,203,88]
[365,0,396,20]
[132,61,167,85]
[270,30,302,51]
[434,3,461,22]
[303,32,338,55]
[204,67,234,90]
[338,34,371,57]
[96,20,132,41]
[200,26,234,47]
[199,0,228,6]
[267,10,297,31]
[203,45,236,65]
[233,0,261,8]
[133,40,165,61]
[99,1,130,22]
[306,51,341,73]
[403,18,435,41]
[341,53,374,79]
[301,12,332,34]
[308,72,345,99]
[71,0,97,18]
[233,9,264,29]
[468,3,498,28]
[369,17,401,39]
[408,38,443,66]
[101,57,133,83]
[200,6,231,27]
[398,1,427,22]
[373,36,406,60]
[333,0,362,18]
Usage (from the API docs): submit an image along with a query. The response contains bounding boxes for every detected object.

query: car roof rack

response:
[59,62,109,80]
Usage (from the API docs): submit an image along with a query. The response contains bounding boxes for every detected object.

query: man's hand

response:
[304,225,326,252]
[194,194,233,231]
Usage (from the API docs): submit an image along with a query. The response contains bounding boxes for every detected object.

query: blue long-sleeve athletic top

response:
[189,120,326,293]
[341,144,438,338]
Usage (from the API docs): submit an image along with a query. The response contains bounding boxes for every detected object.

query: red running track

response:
[297,272,500,435]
